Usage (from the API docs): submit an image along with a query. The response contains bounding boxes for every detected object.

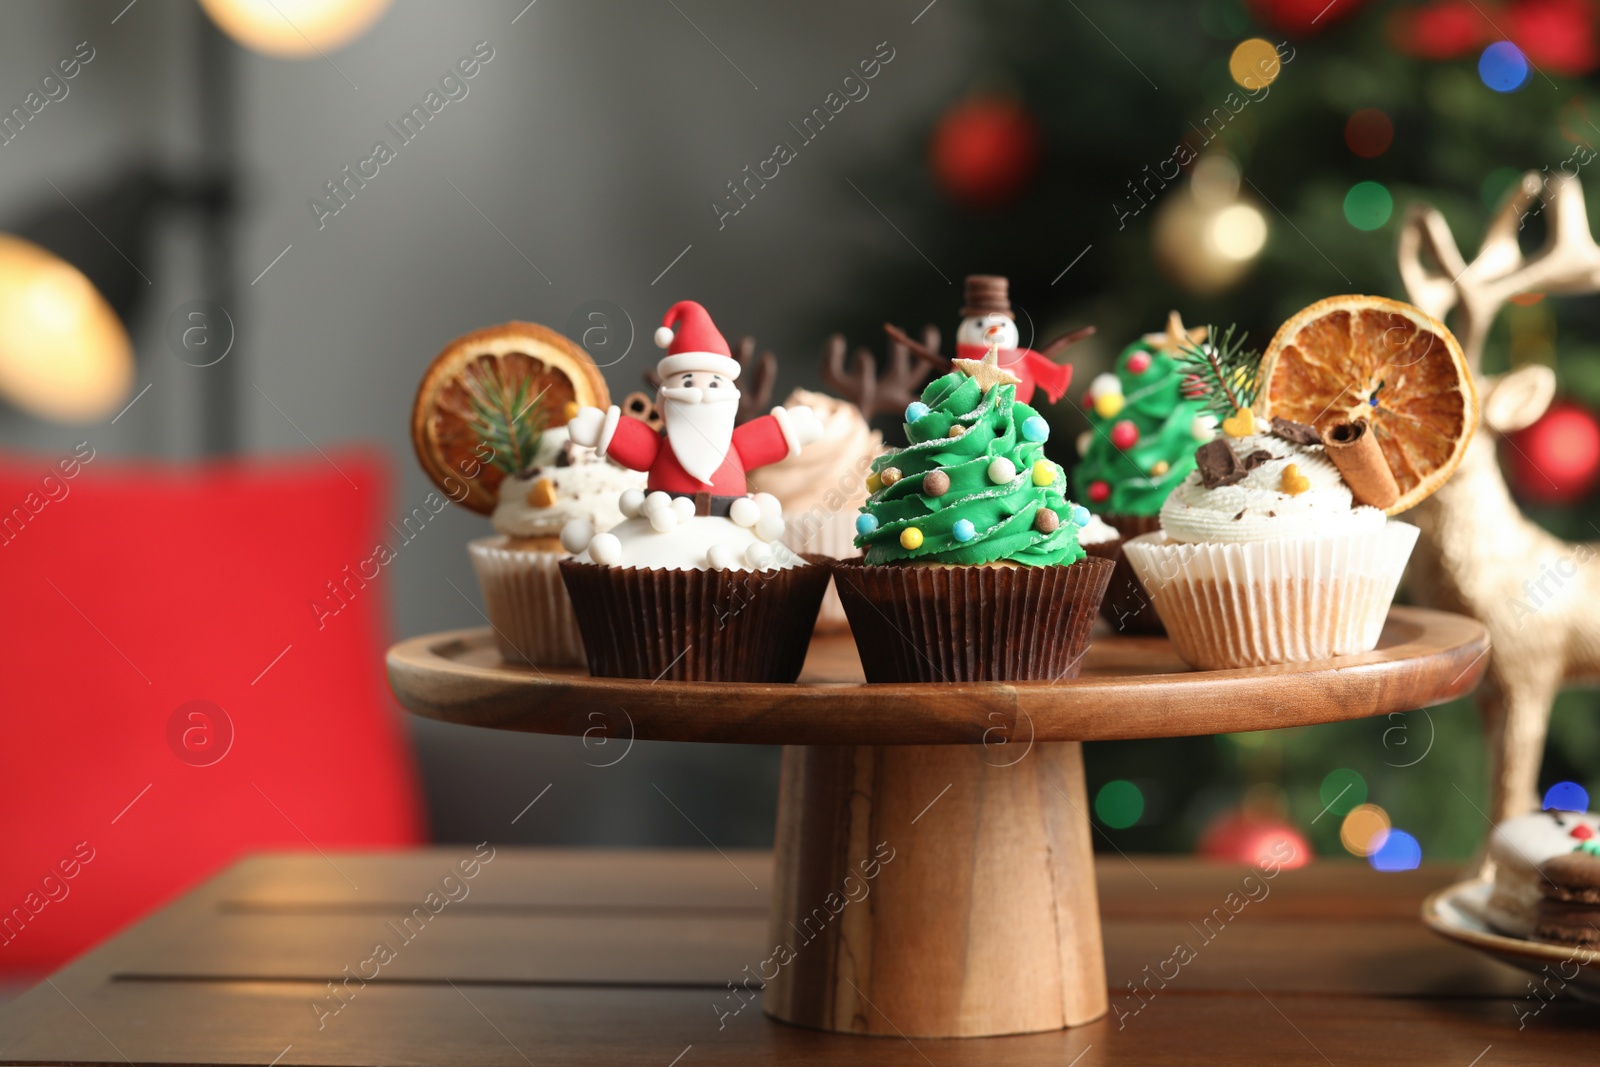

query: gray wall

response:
[0,0,977,846]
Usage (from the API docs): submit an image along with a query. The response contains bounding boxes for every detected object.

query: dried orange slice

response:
[411,322,608,515]
[1257,295,1477,515]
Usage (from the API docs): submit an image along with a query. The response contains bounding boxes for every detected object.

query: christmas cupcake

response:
[1486,809,1600,937]
[412,322,636,666]
[560,301,831,682]
[838,347,1112,683]
[746,387,882,633]
[1121,321,1425,670]
[1072,311,1216,633]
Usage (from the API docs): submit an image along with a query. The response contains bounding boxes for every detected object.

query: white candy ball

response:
[729,496,761,528]
[1076,430,1093,457]
[644,490,673,515]
[1090,372,1122,399]
[671,495,696,520]
[756,514,786,542]
[706,543,738,570]
[754,492,782,518]
[588,532,622,566]
[987,457,1017,485]
[1192,413,1218,442]
[618,488,646,519]
[649,507,679,533]
[559,518,595,555]
[745,543,772,570]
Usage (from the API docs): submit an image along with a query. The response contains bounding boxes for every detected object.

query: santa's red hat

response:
[654,301,741,379]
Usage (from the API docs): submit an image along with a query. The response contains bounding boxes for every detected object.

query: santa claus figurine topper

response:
[884,274,1091,406]
[563,300,823,569]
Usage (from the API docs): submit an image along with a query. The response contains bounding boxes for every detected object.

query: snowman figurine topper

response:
[884,274,1092,406]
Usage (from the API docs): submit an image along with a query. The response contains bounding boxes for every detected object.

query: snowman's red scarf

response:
[953,343,1073,406]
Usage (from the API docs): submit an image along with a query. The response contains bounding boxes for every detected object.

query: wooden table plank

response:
[1,849,1595,1066]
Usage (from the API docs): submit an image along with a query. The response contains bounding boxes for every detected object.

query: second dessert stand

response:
[387,606,1489,1039]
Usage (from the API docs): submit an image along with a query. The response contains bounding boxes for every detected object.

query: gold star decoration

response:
[952,343,1022,394]
[1142,310,1209,354]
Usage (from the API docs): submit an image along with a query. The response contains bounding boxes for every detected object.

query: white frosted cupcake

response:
[1122,425,1418,669]
[469,427,645,666]
[746,388,881,632]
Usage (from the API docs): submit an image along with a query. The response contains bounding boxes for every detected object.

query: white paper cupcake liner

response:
[467,537,586,667]
[781,507,860,633]
[1121,521,1419,670]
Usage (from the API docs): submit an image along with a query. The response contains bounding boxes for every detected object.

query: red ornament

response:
[1391,0,1489,60]
[1198,810,1313,868]
[1110,420,1140,449]
[1248,0,1365,35]
[1504,399,1600,504]
[1392,0,1598,74]
[1511,0,1600,76]
[1344,109,1394,158]
[1573,823,1595,840]
[1181,373,1207,399]
[929,96,1041,209]
[1087,480,1111,504]
[1126,351,1153,375]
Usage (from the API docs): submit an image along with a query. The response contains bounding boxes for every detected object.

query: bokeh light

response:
[1229,38,1282,90]
[1208,202,1268,261]
[1369,829,1422,871]
[1343,181,1393,230]
[1544,781,1591,812]
[1095,779,1145,829]
[1479,41,1531,92]
[198,0,392,58]
[1319,768,1367,816]
[1343,109,1393,158]
[1340,803,1391,857]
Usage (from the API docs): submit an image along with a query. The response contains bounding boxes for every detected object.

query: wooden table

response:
[1,849,1595,1065]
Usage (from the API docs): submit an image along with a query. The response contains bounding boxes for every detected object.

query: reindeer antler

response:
[822,326,936,419]
[643,335,777,424]
[1399,171,1600,368]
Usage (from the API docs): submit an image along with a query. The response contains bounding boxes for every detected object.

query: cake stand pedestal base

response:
[764,741,1107,1038]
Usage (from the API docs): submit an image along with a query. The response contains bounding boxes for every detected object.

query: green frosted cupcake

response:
[833,350,1112,683]
[1071,312,1216,633]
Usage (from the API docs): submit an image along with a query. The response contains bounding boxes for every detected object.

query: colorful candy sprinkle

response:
[866,472,883,493]
[1221,407,1256,438]
[1088,481,1111,504]
[987,457,1017,484]
[1126,351,1152,374]
[1022,415,1050,442]
[1191,414,1218,442]
[1070,504,1091,527]
[1150,460,1170,476]
[1031,460,1054,486]
[1281,463,1310,496]
[922,469,950,496]
[880,467,903,487]
[1110,420,1139,449]
[1093,392,1125,419]
[952,518,976,542]
[900,526,924,550]
[905,401,930,423]
[948,424,965,437]
[1034,508,1060,533]
[855,513,879,535]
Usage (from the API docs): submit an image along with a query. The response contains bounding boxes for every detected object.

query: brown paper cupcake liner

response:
[559,556,831,682]
[831,556,1113,683]
[467,538,586,667]
[1092,514,1166,635]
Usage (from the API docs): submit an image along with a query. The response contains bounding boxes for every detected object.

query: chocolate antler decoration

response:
[644,335,778,424]
[822,326,937,420]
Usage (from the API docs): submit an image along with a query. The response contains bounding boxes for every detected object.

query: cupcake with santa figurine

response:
[560,300,831,682]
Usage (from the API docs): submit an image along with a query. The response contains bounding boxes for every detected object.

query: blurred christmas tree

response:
[814,0,1600,863]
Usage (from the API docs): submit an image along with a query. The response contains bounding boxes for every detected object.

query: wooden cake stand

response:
[387,606,1488,1039]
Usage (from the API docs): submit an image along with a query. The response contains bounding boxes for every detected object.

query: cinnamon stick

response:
[1323,418,1400,510]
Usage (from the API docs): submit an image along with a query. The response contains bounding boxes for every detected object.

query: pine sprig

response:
[1176,324,1262,420]
[459,359,548,477]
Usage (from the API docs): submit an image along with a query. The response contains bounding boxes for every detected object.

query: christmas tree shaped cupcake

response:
[1071,311,1217,632]
[835,346,1112,682]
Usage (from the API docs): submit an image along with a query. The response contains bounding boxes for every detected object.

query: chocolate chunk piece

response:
[1234,509,1246,520]
[1241,449,1273,470]
[1196,439,1245,489]
[1269,417,1323,446]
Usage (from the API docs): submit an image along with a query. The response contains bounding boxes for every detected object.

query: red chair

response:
[0,447,423,973]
